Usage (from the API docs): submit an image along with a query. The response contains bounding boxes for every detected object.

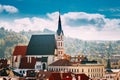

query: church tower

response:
[55,13,65,59]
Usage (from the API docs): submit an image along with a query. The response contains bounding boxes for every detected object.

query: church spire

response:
[106,43,112,73]
[57,12,64,35]
[106,58,112,73]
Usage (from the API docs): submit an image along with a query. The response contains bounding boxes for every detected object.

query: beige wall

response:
[12,55,21,68]
[48,64,104,78]
[103,72,120,80]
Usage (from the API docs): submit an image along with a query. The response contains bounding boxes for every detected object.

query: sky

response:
[0,0,120,40]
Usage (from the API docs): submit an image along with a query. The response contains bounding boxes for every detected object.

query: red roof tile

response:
[75,74,89,80]
[49,59,72,66]
[13,46,27,56]
[52,72,62,80]
[62,73,72,79]
[36,71,90,80]
[36,71,52,79]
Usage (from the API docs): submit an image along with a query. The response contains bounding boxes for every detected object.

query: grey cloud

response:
[65,17,105,29]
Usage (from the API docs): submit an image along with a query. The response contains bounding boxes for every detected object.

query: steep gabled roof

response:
[57,13,64,35]
[13,46,27,56]
[26,34,57,55]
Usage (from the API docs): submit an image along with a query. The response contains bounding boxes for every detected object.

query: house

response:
[12,46,27,68]
[48,59,104,79]
[12,13,64,76]
[13,35,57,76]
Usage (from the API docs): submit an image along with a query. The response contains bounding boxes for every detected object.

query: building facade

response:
[48,59,104,79]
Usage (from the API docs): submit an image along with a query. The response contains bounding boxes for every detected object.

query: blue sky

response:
[0,0,120,40]
[0,0,120,18]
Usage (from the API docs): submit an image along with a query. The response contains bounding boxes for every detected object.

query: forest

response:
[0,27,120,59]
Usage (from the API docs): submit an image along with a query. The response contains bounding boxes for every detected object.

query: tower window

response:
[61,42,62,46]
[58,42,60,46]
[58,36,61,40]
[61,36,62,40]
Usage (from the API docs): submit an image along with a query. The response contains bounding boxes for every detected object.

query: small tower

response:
[106,58,112,73]
[55,12,65,59]
[106,43,112,73]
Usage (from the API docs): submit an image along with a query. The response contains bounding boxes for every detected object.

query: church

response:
[12,13,104,79]
[12,13,65,75]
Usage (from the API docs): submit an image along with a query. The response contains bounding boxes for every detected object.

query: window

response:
[20,70,22,73]
[88,69,89,72]
[82,69,84,72]
[23,70,25,74]
[61,36,62,40]
[58,42,60,46]
[58,36,60,39]
[61,42,62,46]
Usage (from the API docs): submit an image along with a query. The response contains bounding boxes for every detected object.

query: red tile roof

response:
[36,71,89,80]
[36,71,52,79]
[52,72,62,80]
[75,74,89,80]
[13,46,27,56]
[36,71,73,80]
[62,72,72,79]
[49,59,72,66]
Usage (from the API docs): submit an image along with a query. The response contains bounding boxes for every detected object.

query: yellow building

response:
[48,59,104,79]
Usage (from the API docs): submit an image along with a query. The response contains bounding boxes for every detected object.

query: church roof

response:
[26,34,57,55]
[13,46,27,56]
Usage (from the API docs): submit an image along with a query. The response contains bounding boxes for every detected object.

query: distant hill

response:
[0,27,120,59]
[0,27,28,58]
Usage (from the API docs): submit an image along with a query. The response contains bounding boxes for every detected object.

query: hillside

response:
[0,27,120,59]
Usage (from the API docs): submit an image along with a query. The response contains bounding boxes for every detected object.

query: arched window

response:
[20,70,22,73]
[42,63,46,70]
[58,42,60,46]
[23,70,25,74]
[61,36,62,40]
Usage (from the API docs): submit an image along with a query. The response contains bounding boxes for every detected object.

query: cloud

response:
[0,4,18,13]
[62,12,105,28]
[0,5,3,13]
[0,12,120,40]
[98,8,120,12]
